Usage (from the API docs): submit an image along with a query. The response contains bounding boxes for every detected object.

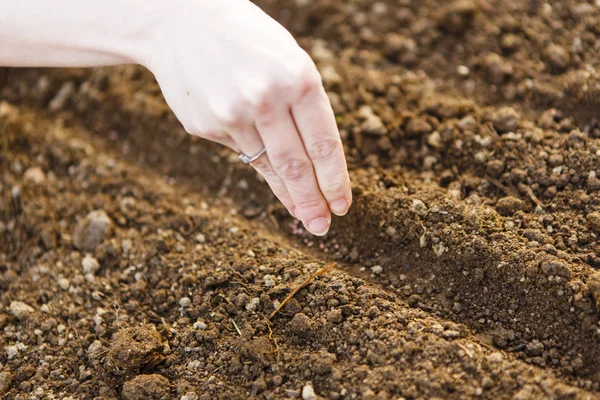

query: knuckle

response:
[272,157,312,181]
[254,82,283,118]
[307,138,342,162]
[297,198,325,212]
[252,159,277,178]
[297,60,322,98]
[322,179,349,196]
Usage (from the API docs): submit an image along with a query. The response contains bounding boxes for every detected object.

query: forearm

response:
[0,0,159,68]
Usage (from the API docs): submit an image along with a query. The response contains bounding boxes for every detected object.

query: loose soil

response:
[2,0,600,399]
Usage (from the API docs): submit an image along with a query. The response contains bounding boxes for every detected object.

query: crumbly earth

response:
[2,0,600,399]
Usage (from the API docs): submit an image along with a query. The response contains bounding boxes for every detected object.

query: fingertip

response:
[329,198,349,216]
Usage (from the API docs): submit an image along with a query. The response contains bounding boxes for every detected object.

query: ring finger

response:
[229,124,297,218]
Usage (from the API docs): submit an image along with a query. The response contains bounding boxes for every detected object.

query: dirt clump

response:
[105,326,165,375]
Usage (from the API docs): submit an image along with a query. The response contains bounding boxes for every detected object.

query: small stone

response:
[195,233,206,243]
[57,277,70,290]
[193,320,207,330]
[6,345,19,360]
[543,44,570,73]
[246,297,260,312]
[179,297,191,307]
[263,275,275,288]
[433,243,447,257]
[302,383,317,400]
[456,65,470,76]
[587,171,600,191]
[87,340,104,359]
[492,107,521,133]
[486,352,504,363]
[9,301,35,320]
[82,254,100,275]
[181,393,199,400]
[540,260,572,279]
[122,374,170,400]
[23,167,46,184]
[72,210,113,251]
[371,265,383,275]
[442,330,461,339]
[410,199,428,216]
[525,340,544,357]
[48,81,76,112]
[457,115,477,130]
[486,160,505,177]
[358,105,387,135]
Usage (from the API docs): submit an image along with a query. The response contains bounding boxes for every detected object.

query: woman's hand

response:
[0,0,352,236]
[148,0,351,235]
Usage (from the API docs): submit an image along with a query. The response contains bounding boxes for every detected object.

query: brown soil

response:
[2,0,600,399]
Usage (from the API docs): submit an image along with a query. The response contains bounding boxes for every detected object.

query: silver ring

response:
[239,147,266,164]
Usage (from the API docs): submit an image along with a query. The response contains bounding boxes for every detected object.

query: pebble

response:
[82,254,100,275]
[358,105,387,135]
[587,171,600,191]
[195,233,206,243]
[23,167,46,184]
[487,352,504,363]
[193,320,207,330]
[302,383,317,400]
[245,297,260,312]
[9,301,35,320]
[87,340,104,359]
[6,345,19,360]
[371,265,383,275]
[57,277,70,290]
[492,107,521,133]
[410,199,428,216]
[72,210,113,251]
[179,297,191,307]
[181,393,199,400]
[543,44,570,73]
[263,275,275,288]
[48,81,76,112]
[540,260,572,279]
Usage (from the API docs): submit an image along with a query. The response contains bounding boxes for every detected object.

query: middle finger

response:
[256,106,331,236]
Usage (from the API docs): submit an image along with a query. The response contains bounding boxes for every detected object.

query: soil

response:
[2,0,600,399]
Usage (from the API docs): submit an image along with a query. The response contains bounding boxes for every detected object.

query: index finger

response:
[291,80,352,216]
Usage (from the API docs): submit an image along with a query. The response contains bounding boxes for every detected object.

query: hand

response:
[147,0,351,236]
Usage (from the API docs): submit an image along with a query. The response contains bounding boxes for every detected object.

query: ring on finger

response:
[239,147,267,164]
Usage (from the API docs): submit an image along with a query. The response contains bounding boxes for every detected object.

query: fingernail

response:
[330,199,349,216]
[308,218,330,236]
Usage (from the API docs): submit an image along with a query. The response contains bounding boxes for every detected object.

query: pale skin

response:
[0,0,352,236]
